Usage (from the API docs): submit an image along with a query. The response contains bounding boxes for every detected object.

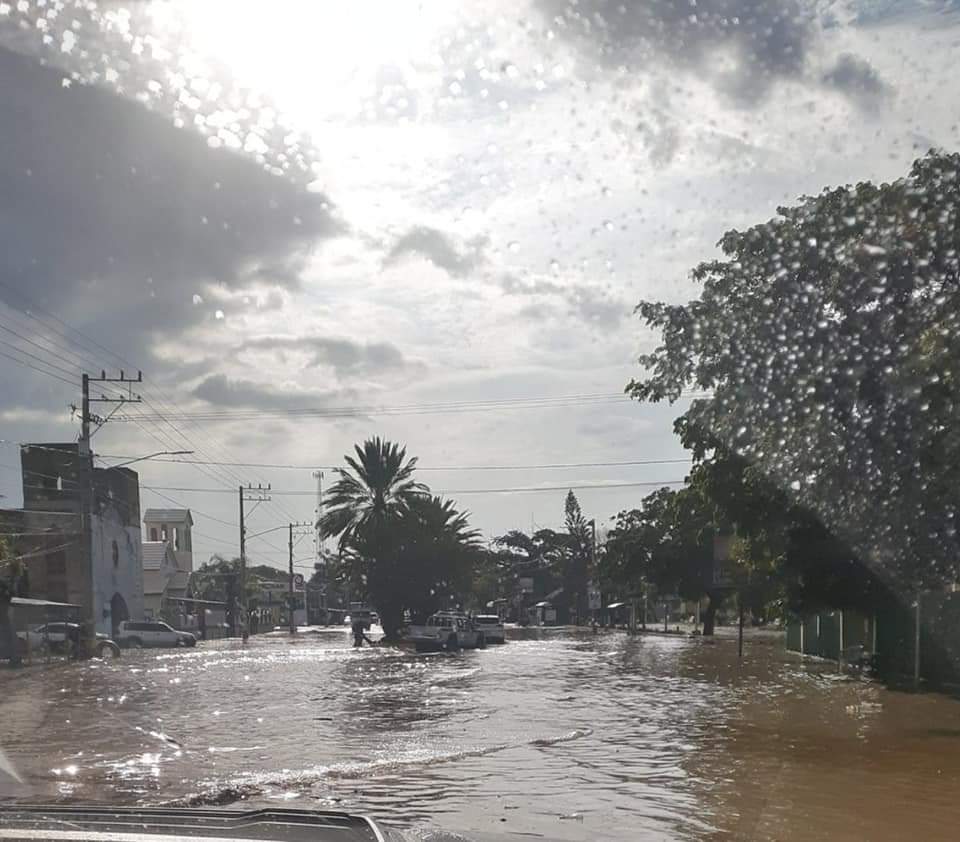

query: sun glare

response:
[159,0,452,124]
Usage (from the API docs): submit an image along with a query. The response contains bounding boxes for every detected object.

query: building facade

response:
[11,443,144,636]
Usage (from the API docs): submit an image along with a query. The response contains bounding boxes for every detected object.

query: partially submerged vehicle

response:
[406,611,486,652]
[473,614,506,644]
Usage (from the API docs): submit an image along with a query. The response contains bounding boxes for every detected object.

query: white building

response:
[142,540,181,619]
[143,509,194,573]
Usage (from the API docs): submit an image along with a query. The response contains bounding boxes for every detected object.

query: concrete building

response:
[11,443,145,636]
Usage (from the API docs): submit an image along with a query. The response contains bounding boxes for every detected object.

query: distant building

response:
[7,443,145,636]
[143,509,194,573]
[142,540,184,620]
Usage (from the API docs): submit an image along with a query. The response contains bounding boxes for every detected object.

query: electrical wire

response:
[136,479,688,496]
[94,454,693,471]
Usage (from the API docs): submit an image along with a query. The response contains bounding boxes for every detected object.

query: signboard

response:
[293,573,305,588]
[519,577,534,593]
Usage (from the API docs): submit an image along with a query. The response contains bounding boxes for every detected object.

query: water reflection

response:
[2,627,960,840]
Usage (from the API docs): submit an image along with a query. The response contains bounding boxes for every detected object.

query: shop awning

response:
[11,597,79,609]
[534,601,552,608]
[605,602,625,609]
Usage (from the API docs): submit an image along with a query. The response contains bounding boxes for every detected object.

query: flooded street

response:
[3,628,960,840]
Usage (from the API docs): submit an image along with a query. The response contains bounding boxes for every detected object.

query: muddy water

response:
[2,627,960,840]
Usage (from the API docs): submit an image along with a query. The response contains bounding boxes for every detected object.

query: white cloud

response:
[1,0,959,556]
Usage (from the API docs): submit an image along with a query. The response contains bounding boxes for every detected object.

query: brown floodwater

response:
[2,626,960,840]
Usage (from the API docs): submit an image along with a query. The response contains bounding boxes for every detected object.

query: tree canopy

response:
[320,437,482,639]
[628,151,960,595]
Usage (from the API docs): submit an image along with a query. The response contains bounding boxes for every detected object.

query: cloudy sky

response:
[0,0,958,571]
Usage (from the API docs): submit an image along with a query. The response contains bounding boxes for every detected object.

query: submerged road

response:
[2,626,960,840]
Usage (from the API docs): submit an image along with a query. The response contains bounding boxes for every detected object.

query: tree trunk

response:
[702,594,718,636]
[378,603,405,642]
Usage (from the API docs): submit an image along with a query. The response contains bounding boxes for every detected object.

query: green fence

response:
[787,594,960,688]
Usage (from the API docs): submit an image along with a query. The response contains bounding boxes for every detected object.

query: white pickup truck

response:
[406,611,486,652]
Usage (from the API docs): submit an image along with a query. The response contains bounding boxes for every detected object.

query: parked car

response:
[16,623,121,659]
[474,614,506,644]
[406,611,486,652]
[115,620,197,648]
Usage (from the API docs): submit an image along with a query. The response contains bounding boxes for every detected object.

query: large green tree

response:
[628,151,960,598]
[320,437,481,639]
[602,485,721,630]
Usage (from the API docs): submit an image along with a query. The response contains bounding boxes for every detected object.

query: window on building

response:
[161,525,168,541]
[150,527,158,541]
[172,526,179,551]
[112,539,119,567]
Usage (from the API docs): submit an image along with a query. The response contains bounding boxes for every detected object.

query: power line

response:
[137,479,688,496]
[95,454,693,471]
[0,335,80,381]
[0,346,78,387]
[0,283,301,527]
[117,393,679,424]
[0,319,86,375]
[4,539,80,563]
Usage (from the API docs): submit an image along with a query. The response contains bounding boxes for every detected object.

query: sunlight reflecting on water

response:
[3,627,960,840]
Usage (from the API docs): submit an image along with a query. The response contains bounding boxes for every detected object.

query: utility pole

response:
[238,483,271,639]
[77,370,142,636]
[288,521,312,635]
[313,470,326,620]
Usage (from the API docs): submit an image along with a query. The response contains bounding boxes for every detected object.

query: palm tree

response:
[398,496,482,622]
[320,437,428,638]
[320,437,428,552]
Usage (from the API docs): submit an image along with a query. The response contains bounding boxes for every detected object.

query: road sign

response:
[293,573,305,588]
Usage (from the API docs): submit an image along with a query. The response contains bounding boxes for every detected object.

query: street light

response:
[103,450,194,469]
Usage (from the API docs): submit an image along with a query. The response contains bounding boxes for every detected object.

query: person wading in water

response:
[351,617,373,647]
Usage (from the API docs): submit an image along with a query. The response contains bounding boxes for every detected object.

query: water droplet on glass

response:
[192,294,203,305]
[603,220,614,230]
[508,241,520,253]
[214,310,225,320]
